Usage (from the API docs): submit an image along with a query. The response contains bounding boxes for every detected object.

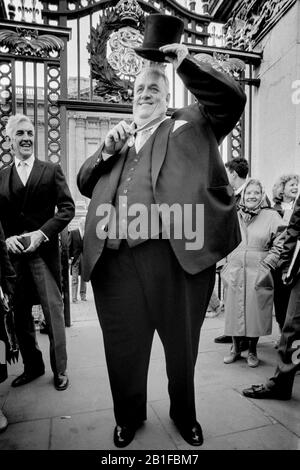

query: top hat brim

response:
[134,47,175,63]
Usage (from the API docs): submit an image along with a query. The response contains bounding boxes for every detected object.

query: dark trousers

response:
[267,275,300,393]
[71,257,87,301]
[91,239,215,427]
[272,270,292,330]
[13,252,67,376]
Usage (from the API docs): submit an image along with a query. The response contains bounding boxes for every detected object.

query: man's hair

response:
[5,114,33,140]
[135,66,170,94]
[225,157,249,179]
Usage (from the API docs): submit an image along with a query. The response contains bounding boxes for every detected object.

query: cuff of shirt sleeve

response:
[38,230,49,242]
[262,258,276,270]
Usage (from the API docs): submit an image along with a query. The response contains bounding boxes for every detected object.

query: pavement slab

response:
[0,293,298,451]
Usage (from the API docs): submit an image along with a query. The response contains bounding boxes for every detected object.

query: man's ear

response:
[6,136,12,149]
[166,93,171,108]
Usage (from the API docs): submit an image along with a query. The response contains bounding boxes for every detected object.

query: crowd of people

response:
[0,15,299,449]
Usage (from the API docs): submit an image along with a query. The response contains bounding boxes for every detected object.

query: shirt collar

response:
[15,154,35,170]
[78,226,84,238]
[234,180,248,196]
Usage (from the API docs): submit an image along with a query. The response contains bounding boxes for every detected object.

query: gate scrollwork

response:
[87,9,145,103]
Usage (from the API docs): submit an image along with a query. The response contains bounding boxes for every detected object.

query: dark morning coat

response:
[68,228,83,275]
[0,159,75,287]
[77,56,247,281]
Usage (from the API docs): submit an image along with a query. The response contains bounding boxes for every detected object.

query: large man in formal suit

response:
[0,114,75,391]
[243,194,300,400]
[68,217,87,302]
[78,43,246,447]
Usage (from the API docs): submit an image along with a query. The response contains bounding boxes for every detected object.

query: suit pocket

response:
[255,265,274,290]
[208,185,234,205]
[221,262,241,287]
[170,122,194,138]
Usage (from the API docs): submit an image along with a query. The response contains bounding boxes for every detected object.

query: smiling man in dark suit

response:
[78,33,246,447]
[0,114,75,391]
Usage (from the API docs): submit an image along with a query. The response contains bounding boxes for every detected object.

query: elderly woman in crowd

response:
[0,220,16,432]
[221,178,284,368]
[272,174,299,338]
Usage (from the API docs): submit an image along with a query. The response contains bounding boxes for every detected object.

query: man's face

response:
[226,169,236,189]
[133,71,170,126]
[10,120,34,160]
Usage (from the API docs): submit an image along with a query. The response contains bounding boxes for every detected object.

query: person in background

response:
[225,157,249,204]
[221,179,284,367]
[214,157,249,343]
[272,174,299,342]
[243,194,300,399]
[0,220,16,432]
[0,114,75,391]
[68,217,87,303]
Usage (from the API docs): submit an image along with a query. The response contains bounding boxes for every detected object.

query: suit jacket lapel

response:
[1,164,13,201]
[109,144,128,196]
[22,159,45,209]
[151,119,174,190]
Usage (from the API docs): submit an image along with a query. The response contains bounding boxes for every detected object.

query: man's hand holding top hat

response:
[159,43,189,69]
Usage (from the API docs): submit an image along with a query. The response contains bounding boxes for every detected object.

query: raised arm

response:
[178,56,246,142]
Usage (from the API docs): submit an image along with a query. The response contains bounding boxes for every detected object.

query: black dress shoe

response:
[175,421,204,446]
[242,384,291,400]
[54,373,69,391]
[113,425,137,448]
[214,335,232,344]
[11,369,45,388]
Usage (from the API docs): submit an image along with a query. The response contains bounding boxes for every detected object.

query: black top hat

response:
[134,14,184,63]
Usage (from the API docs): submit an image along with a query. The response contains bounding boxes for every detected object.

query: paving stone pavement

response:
[0,284,299,452]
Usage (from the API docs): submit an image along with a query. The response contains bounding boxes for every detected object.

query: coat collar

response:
[151,118,174,189]
[1,159,46,208]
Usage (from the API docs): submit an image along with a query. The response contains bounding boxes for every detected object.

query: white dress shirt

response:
[15,154,35,185]
[102,117,170,161]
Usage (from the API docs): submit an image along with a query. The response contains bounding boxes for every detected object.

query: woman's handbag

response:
[0,286,19,383]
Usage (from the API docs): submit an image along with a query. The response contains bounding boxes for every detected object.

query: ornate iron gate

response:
[0,0,262,174]
[0,18,71,174]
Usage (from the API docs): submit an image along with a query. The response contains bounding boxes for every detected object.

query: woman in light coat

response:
[221,179,284,367]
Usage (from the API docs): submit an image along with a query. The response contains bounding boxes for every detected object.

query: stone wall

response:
[251,0,300,198]
[67,111,131,214]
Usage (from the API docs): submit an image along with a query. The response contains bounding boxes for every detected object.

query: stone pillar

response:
[68,115,77,202]
[251,1,300,197]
